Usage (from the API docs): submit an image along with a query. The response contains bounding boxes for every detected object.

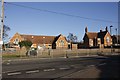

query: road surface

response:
[2,55,120,79]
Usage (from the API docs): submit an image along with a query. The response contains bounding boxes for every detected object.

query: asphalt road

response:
[2,55,120,79]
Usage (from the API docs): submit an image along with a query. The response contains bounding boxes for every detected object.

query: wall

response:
[104,32,112,46]
[56,35,68,49]
[10,33,23,44]
[72,44,78,49]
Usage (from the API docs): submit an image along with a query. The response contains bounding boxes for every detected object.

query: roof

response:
[98,31,108,39]
[20,34,56,44]
[86,32,98,39]
[52,34,61,44]
[84,30,109,41]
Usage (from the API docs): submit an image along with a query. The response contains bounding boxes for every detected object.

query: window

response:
[14,38,19,44]
[60,40,64,47]
[89,39,93,46]
[106,37,110,43]
[97,38,101,44]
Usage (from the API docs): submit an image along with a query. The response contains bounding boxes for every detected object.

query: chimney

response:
[100,30,102,32]
[105,26,108,32]
[85,27,88,33]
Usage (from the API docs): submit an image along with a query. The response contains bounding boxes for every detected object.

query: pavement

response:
[2,55,99,63]
[3,52,119,63]
[63,65,101,78]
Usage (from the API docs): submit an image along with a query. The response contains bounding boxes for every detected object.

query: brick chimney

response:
[85,27,88,33]
[105,26,108,32]
[100,30,102,32]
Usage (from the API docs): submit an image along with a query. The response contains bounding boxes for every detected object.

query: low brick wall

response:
[36,48,120,58]
[3,48,120,58]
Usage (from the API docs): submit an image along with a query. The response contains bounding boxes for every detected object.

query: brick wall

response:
[104,32,112,46]
[56,35,68,49]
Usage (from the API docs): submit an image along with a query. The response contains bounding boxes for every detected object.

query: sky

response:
[0,1,119,42]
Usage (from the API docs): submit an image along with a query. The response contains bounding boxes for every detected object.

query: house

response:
[9,33,68,49]
[112,35,120,45]
[83,27,112,48]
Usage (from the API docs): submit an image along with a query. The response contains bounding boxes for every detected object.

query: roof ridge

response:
[19,33,56,37]
[87,32,98,33]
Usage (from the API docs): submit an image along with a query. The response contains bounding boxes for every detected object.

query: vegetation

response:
[67,33,78,49]
[2,25,11,41]
[19,40,32,50]
[67,33,78,42]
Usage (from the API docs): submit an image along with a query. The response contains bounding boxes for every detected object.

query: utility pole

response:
[0,0,4,47]
[0,0,4,79]
[110,25,113,54]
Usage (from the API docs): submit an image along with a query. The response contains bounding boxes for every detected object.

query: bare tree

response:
[67,33,78,49]
[0,25,11,41]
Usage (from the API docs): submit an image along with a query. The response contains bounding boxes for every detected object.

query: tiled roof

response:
[86,32,98,39]
[20,34,56,44]
[86,31,109,39]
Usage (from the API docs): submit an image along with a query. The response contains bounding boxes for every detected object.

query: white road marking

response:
[7,72,21,76]
[7,63,10,65]
[59,67,70,70]
[3,70,19,74]
[43,69,55,72]
[98,63,106,66]
[26,70,39,74]
[87,65,95,67]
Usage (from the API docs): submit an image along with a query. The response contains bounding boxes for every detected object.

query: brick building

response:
[83,27,112,48]
[9,33,68,49]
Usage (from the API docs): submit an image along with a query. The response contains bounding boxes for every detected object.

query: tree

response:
[67,33,78,42]
[19,40,32,50]
[67,33,78,49]
[0,25,11,50]
[0,25,11,41]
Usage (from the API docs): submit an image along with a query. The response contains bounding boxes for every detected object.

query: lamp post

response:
[110,25,113,53]
[110,25,113,36]
[115,28,118,46]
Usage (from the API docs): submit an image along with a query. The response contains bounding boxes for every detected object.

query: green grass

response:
[2,53,26,58]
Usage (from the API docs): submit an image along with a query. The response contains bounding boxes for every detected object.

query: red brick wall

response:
[56,35,68,49]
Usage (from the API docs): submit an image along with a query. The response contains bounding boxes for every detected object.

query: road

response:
[2,55,120,79]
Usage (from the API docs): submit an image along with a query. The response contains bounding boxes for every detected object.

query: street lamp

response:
[110,25,113,36]
[110,25,113,53]
[115,28,118,45]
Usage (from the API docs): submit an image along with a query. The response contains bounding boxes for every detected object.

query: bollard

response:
[65,50,68,58]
